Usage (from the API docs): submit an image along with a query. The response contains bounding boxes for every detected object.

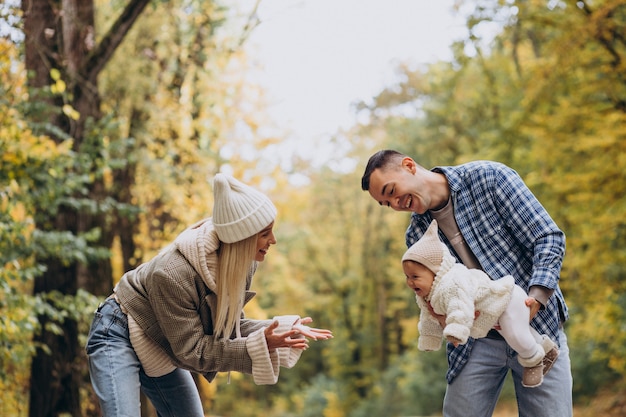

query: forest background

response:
[1,0,625,416]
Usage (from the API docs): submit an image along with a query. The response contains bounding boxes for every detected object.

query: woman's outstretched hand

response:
[292,317,333,341]
[265,321,309,351]
[264,318,333,351]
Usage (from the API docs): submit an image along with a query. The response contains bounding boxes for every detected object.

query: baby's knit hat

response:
[401,219,450,274]
[212,173,277,243]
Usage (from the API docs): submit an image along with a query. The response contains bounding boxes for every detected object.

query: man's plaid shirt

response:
[405,161,568,383]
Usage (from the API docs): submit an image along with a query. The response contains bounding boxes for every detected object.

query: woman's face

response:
[255,222,277,262]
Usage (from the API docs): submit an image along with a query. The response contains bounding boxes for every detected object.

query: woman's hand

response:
[264,321,309,351]
[264,318,333,352]
[291,317,333,341]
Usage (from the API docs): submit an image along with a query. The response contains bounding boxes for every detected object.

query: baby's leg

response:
[529,325,543,343]
[497,285,543,363]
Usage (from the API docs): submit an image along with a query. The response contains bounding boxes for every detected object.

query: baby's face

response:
[403,261,435,298]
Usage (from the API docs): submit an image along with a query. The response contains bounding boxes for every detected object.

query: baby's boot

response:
[519,348,545,388]
[540,335,559,376]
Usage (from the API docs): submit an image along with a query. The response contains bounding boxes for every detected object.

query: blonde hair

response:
[214,234,258,338]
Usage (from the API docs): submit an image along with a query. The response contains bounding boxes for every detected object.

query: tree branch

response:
[81,0,152,81]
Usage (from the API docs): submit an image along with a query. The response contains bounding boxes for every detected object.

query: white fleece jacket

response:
[416,249,515,351]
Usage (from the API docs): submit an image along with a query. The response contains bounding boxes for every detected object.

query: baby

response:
[402,220,559,387]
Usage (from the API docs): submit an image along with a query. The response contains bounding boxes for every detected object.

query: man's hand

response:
[525,297,541,320]
[292,317,333,341]
[426,302,446,327]
[427,302,480,328]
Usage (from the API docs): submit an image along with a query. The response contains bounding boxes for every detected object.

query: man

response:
[361,149,572,417]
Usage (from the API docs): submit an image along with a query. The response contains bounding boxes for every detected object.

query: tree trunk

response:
[22,0,151,415]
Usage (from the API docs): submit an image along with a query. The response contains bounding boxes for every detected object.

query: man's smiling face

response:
[366,159,429,214]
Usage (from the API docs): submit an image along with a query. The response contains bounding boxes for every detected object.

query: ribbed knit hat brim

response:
[212,173,277,243]
[402,219,446,274]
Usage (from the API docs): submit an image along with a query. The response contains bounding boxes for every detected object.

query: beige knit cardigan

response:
[115,218,302,384]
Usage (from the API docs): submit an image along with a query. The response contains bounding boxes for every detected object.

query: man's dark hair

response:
[361,149,406,191]
[361,149,405,191]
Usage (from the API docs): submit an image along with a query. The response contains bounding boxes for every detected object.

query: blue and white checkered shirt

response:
[405,161,568,383]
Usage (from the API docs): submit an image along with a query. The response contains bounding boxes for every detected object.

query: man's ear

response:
[401,157,417,174]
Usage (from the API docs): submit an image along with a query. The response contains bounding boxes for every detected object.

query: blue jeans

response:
[442,328,573,417]
[85,298,204,417]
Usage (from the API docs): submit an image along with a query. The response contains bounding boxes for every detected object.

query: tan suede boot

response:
[522,363,544,388]
[519,347,545,388]
[540,335,560,376]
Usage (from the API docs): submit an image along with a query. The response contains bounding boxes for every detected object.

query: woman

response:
[86,173,332,417]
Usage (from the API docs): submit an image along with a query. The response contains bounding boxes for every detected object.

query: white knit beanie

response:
[401,219,450,274]
[212,173,277,243]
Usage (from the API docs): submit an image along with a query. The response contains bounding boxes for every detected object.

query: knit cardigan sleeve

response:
[246,314,303,385]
